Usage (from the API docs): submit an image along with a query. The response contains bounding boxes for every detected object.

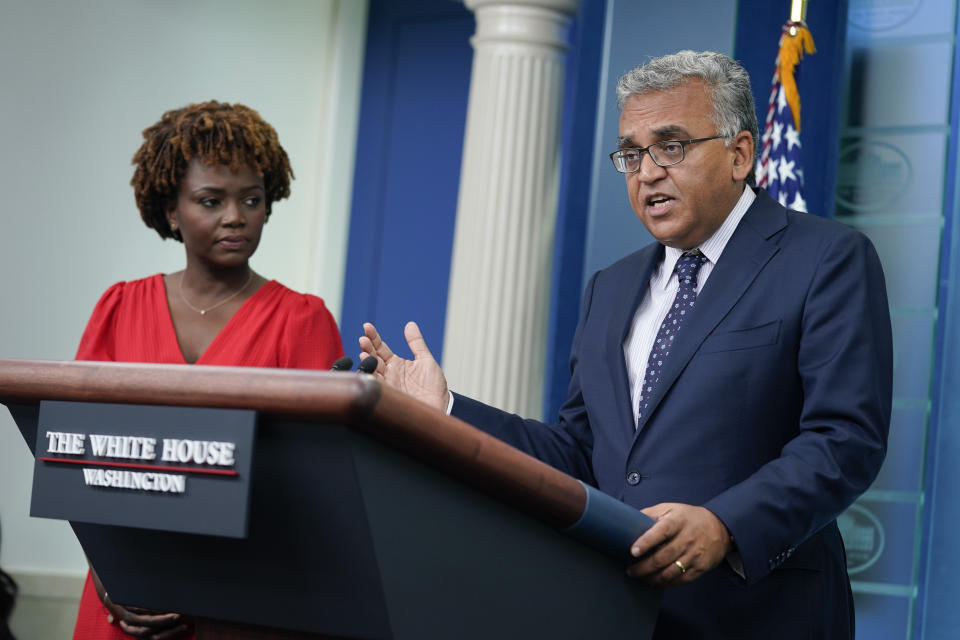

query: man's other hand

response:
[626,503,733,587]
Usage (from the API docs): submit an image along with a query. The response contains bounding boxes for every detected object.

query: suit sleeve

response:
[451,272,600,485]
[703,229,893,584]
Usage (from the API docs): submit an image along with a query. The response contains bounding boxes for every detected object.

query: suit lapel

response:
[633,192,787,436]
[605,244,662,440]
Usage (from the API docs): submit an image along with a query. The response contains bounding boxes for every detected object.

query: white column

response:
[443,0,579,418]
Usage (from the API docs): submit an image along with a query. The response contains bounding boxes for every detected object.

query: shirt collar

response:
[655,186,756,290]
[698,185,755,265]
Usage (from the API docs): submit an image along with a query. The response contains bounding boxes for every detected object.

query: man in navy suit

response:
[360,51,892,639]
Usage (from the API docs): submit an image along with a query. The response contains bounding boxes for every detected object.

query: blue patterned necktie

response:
[637,250,708,423]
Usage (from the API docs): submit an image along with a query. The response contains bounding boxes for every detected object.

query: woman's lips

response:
[217,236,248,250]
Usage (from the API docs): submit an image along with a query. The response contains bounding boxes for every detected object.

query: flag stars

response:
[771,120,784,151]
[778,156,797,185]
[790,191,807,212]
[765,159,779,187]
[776,84,788,114]
[784,124,801,151]
[758,58,807,215]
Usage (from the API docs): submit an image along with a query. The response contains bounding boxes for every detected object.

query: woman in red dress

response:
[72,101,344,639]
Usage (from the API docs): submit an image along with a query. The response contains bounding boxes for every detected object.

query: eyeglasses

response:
[609,135,729,173]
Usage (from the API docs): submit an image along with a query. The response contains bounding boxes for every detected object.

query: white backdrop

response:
[0,0,367,578]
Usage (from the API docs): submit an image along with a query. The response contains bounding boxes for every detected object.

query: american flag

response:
[756,22,816,212]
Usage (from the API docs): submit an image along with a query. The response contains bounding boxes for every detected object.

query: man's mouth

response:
[646,195,674,213]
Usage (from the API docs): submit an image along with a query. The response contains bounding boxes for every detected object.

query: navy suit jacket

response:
[453,189,893,639]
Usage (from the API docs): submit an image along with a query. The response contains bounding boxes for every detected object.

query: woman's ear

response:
[165,206,178,232]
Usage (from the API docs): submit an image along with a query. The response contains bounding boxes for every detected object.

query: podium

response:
[1,359,659,639]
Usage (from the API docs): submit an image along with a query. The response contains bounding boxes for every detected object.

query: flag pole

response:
[756,0,815,210]
[787,0,807,37]
[790,0,807,22]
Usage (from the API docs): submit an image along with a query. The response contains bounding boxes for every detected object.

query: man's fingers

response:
[630,517,677,558]
[625,503,731,588]
[357,354,386,379]
[626,507,688,581]
[641,503,674,520]
[357,340,379,365]
[362,321,435,363]
[627,542,682,578]
[628,555,691,586]
[362,323,396,361]
[404,321,435,361]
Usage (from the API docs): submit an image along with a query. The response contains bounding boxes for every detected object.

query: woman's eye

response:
[243,197,262,207]
[200,198,220,208]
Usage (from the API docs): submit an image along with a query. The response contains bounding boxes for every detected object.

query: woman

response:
[72,101,344,639]
[1,520,16,640]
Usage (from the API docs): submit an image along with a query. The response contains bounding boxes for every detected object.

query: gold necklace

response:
[178,271,253,316]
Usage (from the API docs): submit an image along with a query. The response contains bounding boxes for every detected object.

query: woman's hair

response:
[131,100,294,241]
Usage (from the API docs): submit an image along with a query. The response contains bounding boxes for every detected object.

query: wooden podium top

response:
[0,358,585,529]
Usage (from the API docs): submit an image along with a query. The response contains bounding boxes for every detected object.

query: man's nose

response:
[634,153,667,183]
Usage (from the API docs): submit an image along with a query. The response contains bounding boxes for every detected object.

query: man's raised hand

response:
[359,321,450,412]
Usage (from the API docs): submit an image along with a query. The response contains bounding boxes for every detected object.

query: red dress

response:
[72,274,344,639]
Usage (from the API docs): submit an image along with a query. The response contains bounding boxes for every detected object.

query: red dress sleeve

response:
[276,293,345,369]
[75,282,126,361]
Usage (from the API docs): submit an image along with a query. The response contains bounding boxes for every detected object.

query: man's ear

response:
[730,130,754,182]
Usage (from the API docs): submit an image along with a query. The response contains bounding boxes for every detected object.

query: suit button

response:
[626,471,641,485]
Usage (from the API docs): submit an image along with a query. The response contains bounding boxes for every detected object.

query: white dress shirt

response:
[621,186,755,576]
[623,186,756,428]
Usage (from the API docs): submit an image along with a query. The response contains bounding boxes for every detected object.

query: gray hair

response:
[616,51,759,183]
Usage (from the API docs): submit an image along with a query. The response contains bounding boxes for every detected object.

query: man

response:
[359,51,892,639]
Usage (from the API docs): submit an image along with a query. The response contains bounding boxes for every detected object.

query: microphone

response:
[358,356,379,375]
[331,356,353,371]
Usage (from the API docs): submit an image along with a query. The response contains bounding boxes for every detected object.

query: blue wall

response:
[543,0,607,419]
[341,0,474,363]
[917,3,960,636]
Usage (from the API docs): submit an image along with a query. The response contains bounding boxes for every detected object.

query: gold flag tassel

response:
[778,22,816,131]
